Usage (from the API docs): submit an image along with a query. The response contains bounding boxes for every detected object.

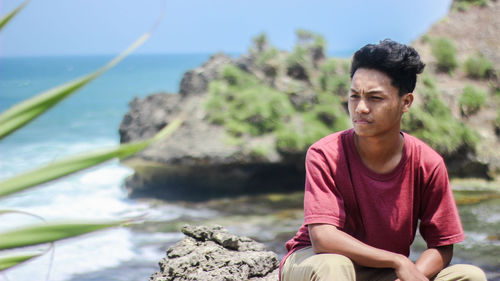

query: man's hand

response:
[394,255,429,281]
[309,223,428,278]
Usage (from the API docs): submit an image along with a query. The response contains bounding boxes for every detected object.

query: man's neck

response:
[354,130,405,174]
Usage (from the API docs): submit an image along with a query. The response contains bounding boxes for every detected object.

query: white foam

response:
[2,228,134,281]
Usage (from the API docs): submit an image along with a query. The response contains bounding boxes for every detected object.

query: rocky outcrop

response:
[119,52,306,200]
[150,225,279,281]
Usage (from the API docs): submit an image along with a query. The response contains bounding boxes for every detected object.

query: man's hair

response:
[350,39,425,96]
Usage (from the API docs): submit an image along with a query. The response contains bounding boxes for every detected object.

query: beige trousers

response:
[281,247,487,281]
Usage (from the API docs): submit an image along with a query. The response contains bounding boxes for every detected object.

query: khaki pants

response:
[281,247,487,281]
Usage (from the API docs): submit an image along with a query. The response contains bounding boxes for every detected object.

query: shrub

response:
[430,38,458,73]
[459,85,487,116]
[318,59,337,91]
[276,91,349,154]
[318,59,350,97]
[296,29,326,50]
[255,47,278,66]
[420,34,431,44]
[286,46,311,80]
[255,47,280,78]
[205,65,295,137]
[402,83,478,155]
[421,74,437,89]
[250,32,269,54]
[464,54,494,79]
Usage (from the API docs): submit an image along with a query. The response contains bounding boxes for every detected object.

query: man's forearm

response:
[309,224,429,281]
[309,223,402,268]
[415,245,453,278]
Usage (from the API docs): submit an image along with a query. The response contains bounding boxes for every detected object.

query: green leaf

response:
[0,31,152,140]
[0,251,42,271]
[0,140,147,198]
[152,118,183,142]
[0,117,182,198]
[0,0,30,31]
[0,220,122,251]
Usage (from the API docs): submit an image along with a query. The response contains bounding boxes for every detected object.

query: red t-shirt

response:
[282,129,465,268]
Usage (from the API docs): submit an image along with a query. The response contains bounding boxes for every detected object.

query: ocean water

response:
[0,54,217,281]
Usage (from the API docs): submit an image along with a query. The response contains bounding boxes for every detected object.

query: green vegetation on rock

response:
[459,84,487,116]
[453,0,489,11]
[205,65,295,137]
[276,92,349,154]
[318,58,350,97]
[464,53,494,79]
[403,75,478,154]
[430,37,458,74]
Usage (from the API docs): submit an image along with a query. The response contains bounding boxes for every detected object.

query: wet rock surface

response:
[150,225,279,281]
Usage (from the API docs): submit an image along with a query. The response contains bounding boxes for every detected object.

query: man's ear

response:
[401,93,414,113]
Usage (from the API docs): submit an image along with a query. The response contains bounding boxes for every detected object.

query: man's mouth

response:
[354,118,372,124]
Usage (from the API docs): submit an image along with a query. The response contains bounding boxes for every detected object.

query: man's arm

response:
[414,245,453,278]
[309,223,428,281]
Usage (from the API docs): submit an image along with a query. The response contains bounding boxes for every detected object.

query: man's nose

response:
[356,98,370,114]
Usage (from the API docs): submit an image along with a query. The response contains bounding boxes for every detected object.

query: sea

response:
[0,54,218,281]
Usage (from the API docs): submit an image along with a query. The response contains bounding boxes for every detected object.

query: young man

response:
[280,40,486,281]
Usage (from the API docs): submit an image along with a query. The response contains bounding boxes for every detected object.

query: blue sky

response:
[0,0,452,57]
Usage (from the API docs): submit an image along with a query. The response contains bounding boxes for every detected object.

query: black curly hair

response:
[350,39,425,96]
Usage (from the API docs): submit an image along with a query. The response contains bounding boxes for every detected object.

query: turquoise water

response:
[0,54,215,281]
[0,54,209,146]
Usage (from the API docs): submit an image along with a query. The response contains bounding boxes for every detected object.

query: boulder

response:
[149,225,279,281]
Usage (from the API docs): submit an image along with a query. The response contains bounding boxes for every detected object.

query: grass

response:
[464,54,494,79]
[205,65,295,137]
[430,37,458,74]
[459,85,487,116]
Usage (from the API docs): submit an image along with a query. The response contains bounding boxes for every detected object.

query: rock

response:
[119,93,181,143]
[179,53,233,97]
[149,225,279,281]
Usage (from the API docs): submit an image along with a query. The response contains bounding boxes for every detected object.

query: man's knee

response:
[301,253,355,280]
[282,249,355,281]
[435,264,487,281]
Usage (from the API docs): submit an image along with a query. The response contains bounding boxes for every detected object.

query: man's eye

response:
[350,95,360,99]
[371,96,383,100]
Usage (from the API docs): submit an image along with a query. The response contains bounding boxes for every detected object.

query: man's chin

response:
[353,127,375,137]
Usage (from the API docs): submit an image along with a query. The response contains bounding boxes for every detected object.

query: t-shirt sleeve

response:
[419,160,465,248]
[303,146,345,228]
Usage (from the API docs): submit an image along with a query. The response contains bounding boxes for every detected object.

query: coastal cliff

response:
[119,0,500,200]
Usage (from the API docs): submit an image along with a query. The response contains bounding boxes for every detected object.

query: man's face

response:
[348,68,412,138]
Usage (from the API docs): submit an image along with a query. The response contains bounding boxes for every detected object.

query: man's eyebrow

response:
[349,88,385,95]
[366,89,384,95]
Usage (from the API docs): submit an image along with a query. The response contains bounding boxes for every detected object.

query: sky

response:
[0,0,453,57]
